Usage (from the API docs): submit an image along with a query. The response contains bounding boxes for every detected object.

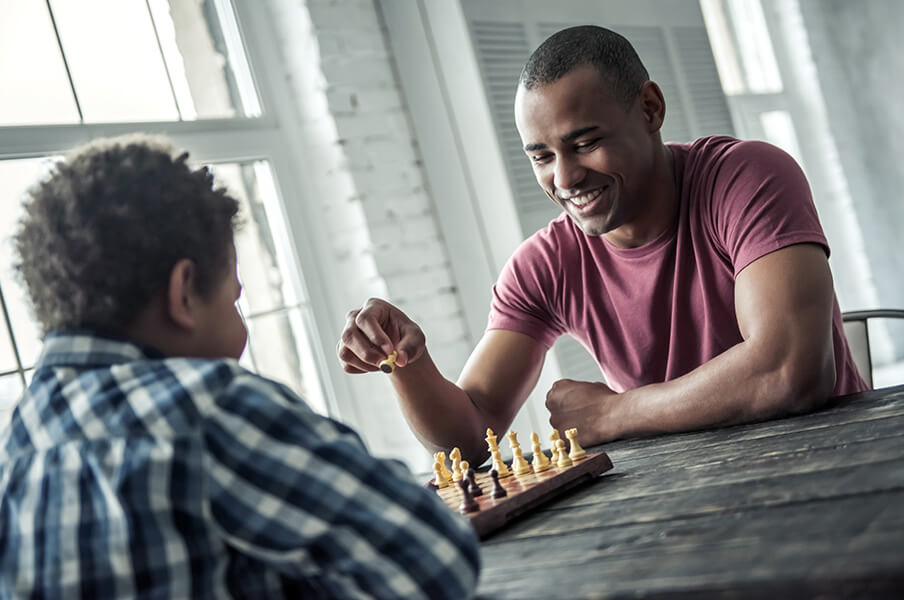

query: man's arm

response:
[548,243,837,444]
[337,298,547,464]
[391,329,547,465]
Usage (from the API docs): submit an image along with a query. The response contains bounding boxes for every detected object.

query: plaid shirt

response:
[0,332,480,599]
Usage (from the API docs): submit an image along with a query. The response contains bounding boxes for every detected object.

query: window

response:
[0,0,329,427]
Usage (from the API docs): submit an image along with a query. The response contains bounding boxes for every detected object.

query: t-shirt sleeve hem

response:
[485,318,557,349]
[733,232,829,277]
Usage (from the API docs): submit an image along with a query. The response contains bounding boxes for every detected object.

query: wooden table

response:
[476,384,904,599]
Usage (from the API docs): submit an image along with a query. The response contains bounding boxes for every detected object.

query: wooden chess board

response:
[431,450,613,539]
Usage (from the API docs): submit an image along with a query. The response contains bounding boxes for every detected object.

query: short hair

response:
[14,134,241,336]
[519,25,650,108]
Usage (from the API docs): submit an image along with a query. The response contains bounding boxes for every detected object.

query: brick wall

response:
[264,0,472,469]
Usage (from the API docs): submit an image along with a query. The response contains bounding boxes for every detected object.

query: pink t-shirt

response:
[487,136,866,395]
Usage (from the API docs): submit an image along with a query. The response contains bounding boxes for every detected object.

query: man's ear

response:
[166,258,199,331]
[639,80,666,132]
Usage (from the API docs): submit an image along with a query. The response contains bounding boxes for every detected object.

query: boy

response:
[0,135,479,598]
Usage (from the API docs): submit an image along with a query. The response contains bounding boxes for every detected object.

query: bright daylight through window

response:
[0,0,327,427]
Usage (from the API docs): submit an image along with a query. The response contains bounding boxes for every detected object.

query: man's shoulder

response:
[672,136,798,178]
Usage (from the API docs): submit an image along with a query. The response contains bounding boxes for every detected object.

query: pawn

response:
[458,479,479,514]
[565,428,587,460]
[433,461,449,488]
[530,432,551,473]
[489,468,507,499]
[507,431,531,476]
[464,465,483,497]
[555,439,573,468]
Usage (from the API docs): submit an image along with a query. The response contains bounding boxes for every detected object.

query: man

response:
[0,135,479,599]
[337,26,866,465]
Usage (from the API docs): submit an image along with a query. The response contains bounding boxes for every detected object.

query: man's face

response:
[514,64,659,238]
[193,244,248,360]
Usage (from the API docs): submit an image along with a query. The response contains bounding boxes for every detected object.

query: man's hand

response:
[337,298,426,373]
[546,379,619,446]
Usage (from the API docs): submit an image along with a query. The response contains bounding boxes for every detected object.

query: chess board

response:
[431,450,613,539]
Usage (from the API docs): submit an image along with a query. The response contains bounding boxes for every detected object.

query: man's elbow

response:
[775,352,836,415]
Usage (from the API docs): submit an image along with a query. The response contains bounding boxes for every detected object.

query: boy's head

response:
[14,134,247,359]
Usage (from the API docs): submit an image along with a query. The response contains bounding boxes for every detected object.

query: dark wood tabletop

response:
[475,384,904,599]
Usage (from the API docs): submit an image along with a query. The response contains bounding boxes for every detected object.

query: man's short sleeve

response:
[486,226,567,347]
[704,139,829,275]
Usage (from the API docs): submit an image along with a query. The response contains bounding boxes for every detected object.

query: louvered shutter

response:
[463,2,734,384]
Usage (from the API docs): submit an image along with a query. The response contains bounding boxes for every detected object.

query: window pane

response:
[0,316,15,373]
[245,308,328,416]
[207,159,326,415]
[209,162,301,315]
[155,0,261,119]
[49,0,179,123]
[0,0,80,125]
[0,158,51,368]
[0,372,23,418]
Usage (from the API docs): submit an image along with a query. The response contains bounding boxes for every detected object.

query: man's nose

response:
[554,156,585,192]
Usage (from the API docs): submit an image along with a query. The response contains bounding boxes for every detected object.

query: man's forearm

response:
[607,336,835,441]
[389,351,494,464]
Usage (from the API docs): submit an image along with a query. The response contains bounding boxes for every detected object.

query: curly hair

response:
[14,134,240,337]
[519,25,649,109]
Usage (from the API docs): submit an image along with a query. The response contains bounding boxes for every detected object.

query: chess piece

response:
[485,428,499,453]
[489,468,507,499]
[433,461,449,488]
[449,447,463,482]
[507,431,532,476]
[565,428,587,460]
[436,451,453,482]
[458,479,479,513]
[548,432,561,466]
[378,350,397,373]
[464,465,483,497]
[486,428,512,478]
[530,432,551,473]
[555,439,573,468]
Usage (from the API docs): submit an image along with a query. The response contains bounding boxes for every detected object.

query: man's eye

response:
[530,154,552,164]
[575,139,600,151]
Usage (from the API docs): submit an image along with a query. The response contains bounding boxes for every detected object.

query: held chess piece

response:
[565,428,587,460]
[485,428,512,478]
[530,432,551,473]
[449,447,463,482]
[378,351,397,373]
[489,469,507,499]
[464,464,483,497]
[458,479,479,514]
[555,439,573,468]
[507,431,532,476]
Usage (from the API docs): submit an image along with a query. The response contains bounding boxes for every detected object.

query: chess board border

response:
[436,450,614,539]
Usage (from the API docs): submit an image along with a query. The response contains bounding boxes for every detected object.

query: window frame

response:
[0,0,351,420]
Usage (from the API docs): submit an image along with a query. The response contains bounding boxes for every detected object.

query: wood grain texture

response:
[475,384,904,599]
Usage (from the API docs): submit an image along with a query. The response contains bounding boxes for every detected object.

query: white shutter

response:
[462,1,735,384]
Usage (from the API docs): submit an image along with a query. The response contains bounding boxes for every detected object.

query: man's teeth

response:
[570,190,599,206]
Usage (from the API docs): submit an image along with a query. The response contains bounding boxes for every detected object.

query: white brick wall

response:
[264,0,472,470]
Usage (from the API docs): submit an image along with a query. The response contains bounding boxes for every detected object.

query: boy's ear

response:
[166,259,198,331]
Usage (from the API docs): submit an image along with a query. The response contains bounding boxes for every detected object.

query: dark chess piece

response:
[465,467,483,497]
[458,479,479,514]
[490,468,507,499]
